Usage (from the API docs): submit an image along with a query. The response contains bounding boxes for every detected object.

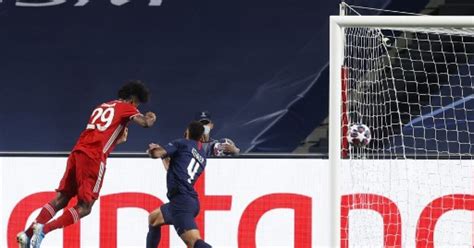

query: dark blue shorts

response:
[160,194,200,236]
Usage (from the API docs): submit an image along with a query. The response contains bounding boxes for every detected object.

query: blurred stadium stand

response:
[0,0,471,154]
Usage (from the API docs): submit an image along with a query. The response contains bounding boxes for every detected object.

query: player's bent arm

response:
[116,127,128,145]
[148,145,168,159]
[132,112,156,128]
[149,147,170,171]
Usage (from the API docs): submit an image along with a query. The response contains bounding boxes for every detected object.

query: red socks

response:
[25,203,56,237]
[43,207,80,234]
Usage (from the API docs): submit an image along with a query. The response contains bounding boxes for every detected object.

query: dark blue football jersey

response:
[163,139,207,198]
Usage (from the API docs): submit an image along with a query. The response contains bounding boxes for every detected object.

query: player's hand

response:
[148,143,160,150]
[221,143,240,154]
[133,112,156,128]
[146,111,156,119]
[147,143,161,158]
[145,111,157,124]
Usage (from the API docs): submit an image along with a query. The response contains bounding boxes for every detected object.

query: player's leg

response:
[31,152,102,248]
[75,200,95,217]
[180,229,211,248]
[19,154,77,248]
[22,192,71,235]
[146,203,173,248]
[42,199,94,233]
[30,199,94,247]
[172,195,211,248]
[44,152,103,228]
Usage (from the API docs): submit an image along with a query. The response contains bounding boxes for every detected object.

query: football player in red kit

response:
[17,80,157,248]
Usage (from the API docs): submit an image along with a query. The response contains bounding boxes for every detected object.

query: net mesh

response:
[343,26,474,159]
[342,25,474,247]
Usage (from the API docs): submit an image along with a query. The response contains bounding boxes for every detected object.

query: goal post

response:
[329,14,344,248]
[329,15,474,247]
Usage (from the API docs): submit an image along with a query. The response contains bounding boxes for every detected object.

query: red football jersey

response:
[72,100,141,161]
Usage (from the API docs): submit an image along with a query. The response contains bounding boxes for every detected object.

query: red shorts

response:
[56,151,106,203]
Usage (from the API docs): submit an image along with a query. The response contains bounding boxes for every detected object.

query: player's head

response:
[194,111,214,140]
[185,121,205,141]
[118,80,150,106]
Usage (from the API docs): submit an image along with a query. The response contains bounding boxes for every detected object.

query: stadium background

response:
[0,0,435,154]
[1,0,474,247]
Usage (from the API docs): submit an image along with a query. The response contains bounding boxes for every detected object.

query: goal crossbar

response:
[330,15,474,28]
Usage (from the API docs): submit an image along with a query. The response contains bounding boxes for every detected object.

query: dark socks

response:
[146,225,161,248]
[194,239,212,248]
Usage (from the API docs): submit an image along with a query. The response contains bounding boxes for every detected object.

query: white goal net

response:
[330,16,474,247]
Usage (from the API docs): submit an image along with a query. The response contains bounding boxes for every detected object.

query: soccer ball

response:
[347,124,371,146]
[212,138,235,157]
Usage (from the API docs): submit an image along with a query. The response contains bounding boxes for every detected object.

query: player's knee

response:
[78,206,92,217]
[51,193,71,210]
[148,209,164,226]
[84,207,92,216]
[55,199,67,210]
[57,195,71,209]
[76,202,94,217]
[181,231,202,247]
[148,213,155,226]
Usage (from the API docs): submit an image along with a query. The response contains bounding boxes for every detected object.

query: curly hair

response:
[117,80,150,103]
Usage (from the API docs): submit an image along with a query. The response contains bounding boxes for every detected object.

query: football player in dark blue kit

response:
[146,121,212,248]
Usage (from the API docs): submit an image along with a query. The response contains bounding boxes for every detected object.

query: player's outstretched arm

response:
[132,111,157,128]
[147,143,167,158]
[147,144,170,170]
